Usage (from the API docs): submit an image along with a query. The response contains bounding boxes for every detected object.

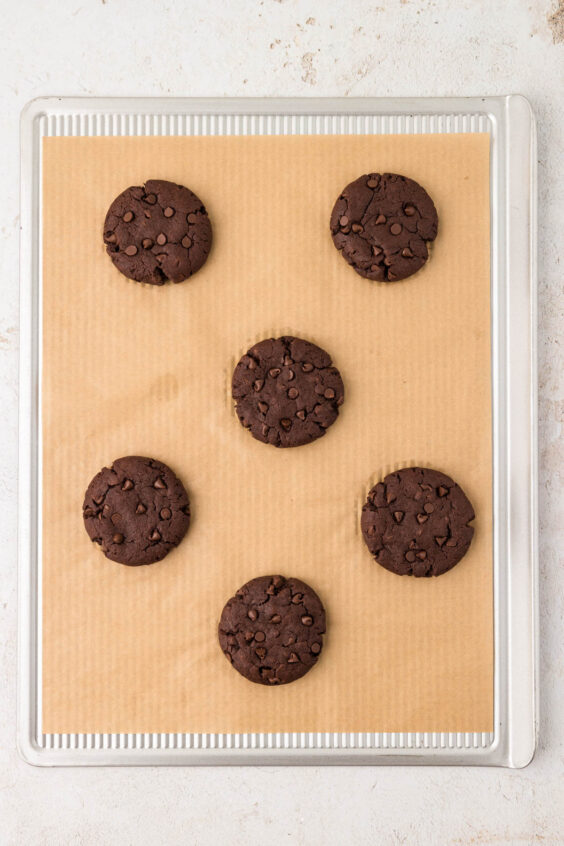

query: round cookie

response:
[83,456,191,566]
[330,172,438,282]
[232,336,345,448]
[218,575,326,685]
[103,179,212,285]
[361,467,475,577]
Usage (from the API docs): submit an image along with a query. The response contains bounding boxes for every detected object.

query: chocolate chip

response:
[372,245,383,255]
[110,513,122,525]
[311,643,321,654]
[446,538,457,547]
[163,207,175,217]
[244,631,254,642]
[154,478,166,489]
[106,233,117,244]
[269,368,281,378]
[339,215,349,226]
[302,362,314,372]
[416,550,427,560]
[424,503,434,513]
[393,511,404,523]
[255,647,267,659]
[291,593,304,604]
[150,529,161,541]
[435,536,447,547]
[181,235,192,248]
[187,213,198,223]
[254,631,266,643]
[287,387,299,399]
[145,193,157,204]
[375,214,386,225]
[247,608,258,621]
[122,479,134,491]
[283,355,294,366]
[142,238,154,249]
[301,615,313,626]
[296,409,306,420]
[135,502,147,514]
[280,418,292,431]
[271,614,281,623]
[112,533,124,544]
[416,513,429,523]
[351,223,363,233]
[253,379,264,392]
[272,576,285,588]
[390,223,402,235]
[402,247,414,258]
[156,233,167,246]
[288,652,299,663]
[261,424,269,437]
[405,550,416,562]
[404,204,416,216]
[367,178,379,188]
[124,245,138,256]
[324,388,335,399]
[258,401,269,413]
[286,369,295,381]
[437,486,449,497]
[160,507,172,519]
[123,211,134,223]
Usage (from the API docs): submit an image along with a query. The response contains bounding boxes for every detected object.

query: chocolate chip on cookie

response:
[103,179,212,284]
[330,173,438,282]
[218,575,326,685]
[232,336,345,447]
[361,467,475,576]
[83,456,191,565]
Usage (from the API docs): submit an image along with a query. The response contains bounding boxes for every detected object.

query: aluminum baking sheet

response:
[18,96,537,766]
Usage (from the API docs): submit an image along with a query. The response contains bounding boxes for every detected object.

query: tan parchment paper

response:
[42,133,492,733]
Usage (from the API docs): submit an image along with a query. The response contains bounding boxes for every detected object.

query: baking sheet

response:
[41,132,492,734]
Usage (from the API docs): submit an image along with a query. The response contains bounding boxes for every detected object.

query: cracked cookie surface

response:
[218,575,326,685]
[231,336,345,448]
[361,467,475,576]
[330,172,438,282]
[83,456,191,565]
[103,179,212,284]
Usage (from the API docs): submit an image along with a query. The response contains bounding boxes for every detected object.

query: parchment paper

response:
[42,133,492,733]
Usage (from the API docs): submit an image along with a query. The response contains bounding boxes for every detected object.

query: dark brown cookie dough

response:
[218,575,326,685]
[83,456,191,566]
[231,336,345,448]
[103,179,212,285]
[330,172,438,282]
[361,467,475,577]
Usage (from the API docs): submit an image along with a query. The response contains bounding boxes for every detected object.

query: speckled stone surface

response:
[1,1,563,843]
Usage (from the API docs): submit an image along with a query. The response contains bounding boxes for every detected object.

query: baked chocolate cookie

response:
[361,467,475,577]
[330,172,438,282]
[232,336,345,448]
[103,179,212,284]
[218,575,326,685]
[83,456,191,566]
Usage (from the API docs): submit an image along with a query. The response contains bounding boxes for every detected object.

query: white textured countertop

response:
[1,1,563,843]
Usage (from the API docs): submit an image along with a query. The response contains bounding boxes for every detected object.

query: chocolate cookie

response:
[361,467,475,577]
[330,172,438,282]
[218,575,326,685]
[103,179,212,284]
[83,456,191,566]
[232,336,345,447]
